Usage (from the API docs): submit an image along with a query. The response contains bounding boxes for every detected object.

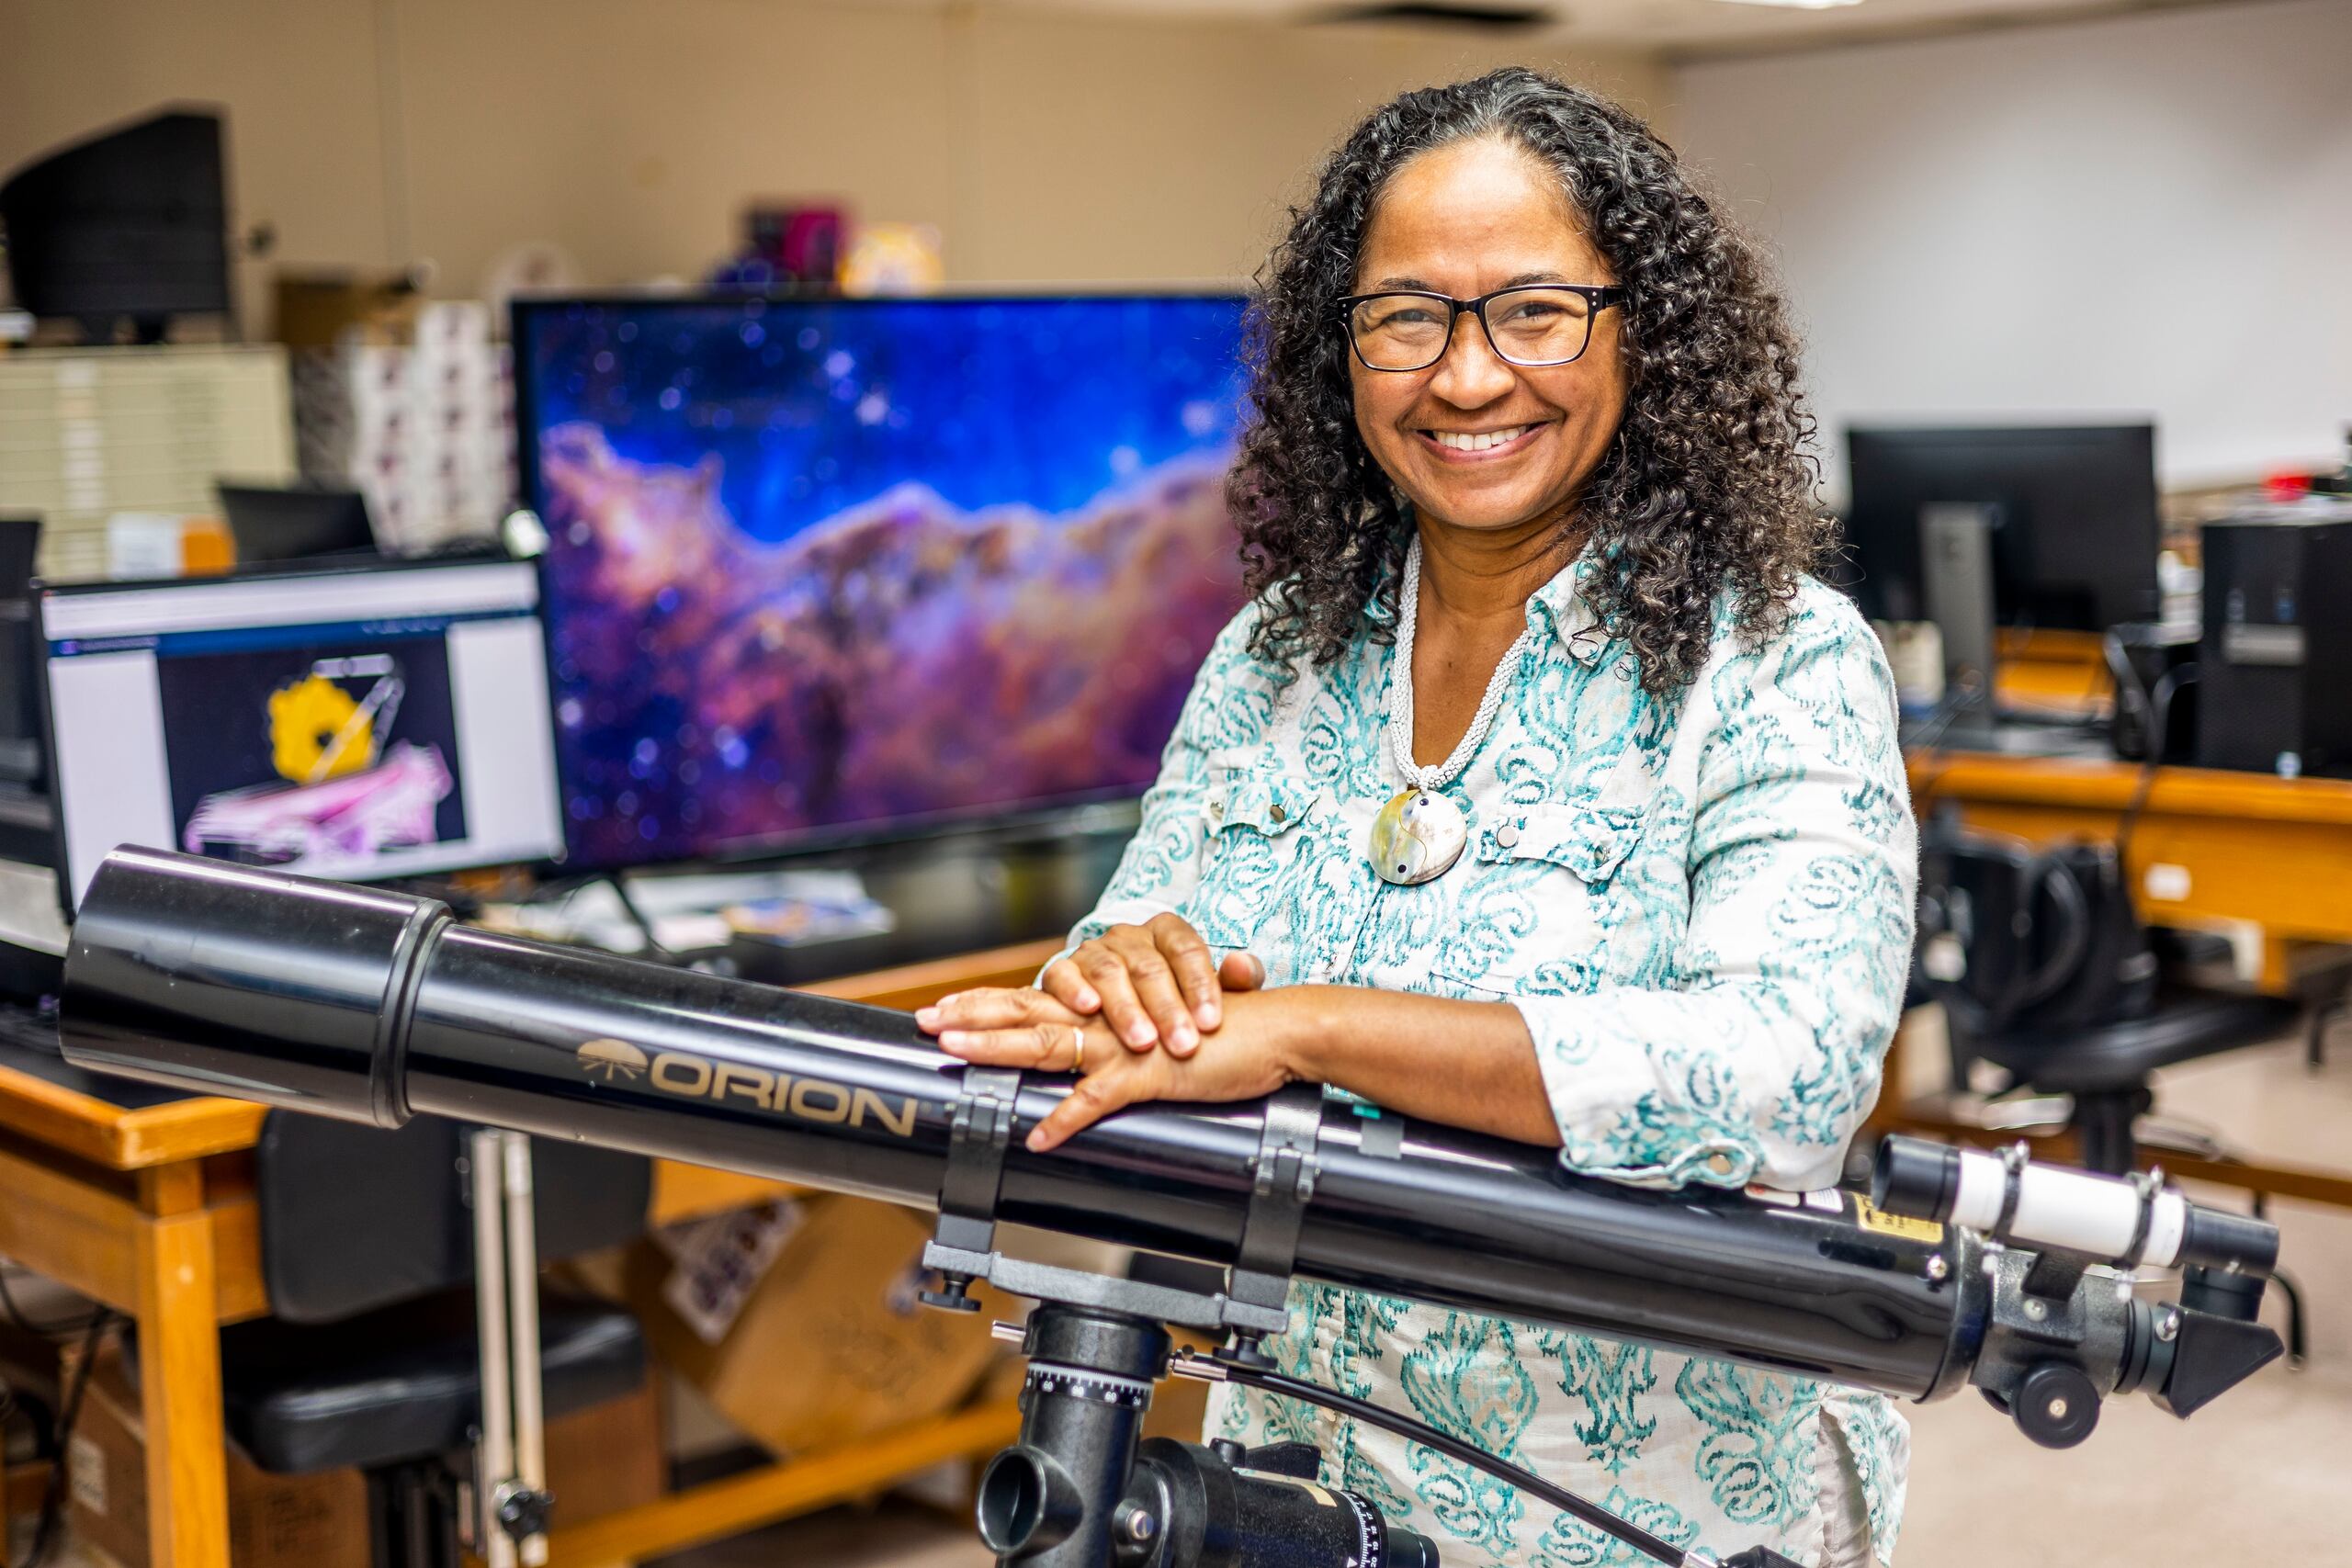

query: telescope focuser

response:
[1873,1134,2284,1443]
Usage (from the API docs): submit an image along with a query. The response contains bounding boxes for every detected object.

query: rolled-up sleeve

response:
[1514,593,1917,1191]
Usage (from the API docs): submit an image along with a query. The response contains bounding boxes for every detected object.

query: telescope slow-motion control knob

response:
[2008,1362,2102,1449]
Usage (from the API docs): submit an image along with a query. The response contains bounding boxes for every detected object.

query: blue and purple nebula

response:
[518,295,1250,868]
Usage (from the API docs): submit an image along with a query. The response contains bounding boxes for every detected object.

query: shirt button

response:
[1271,804,1288,823]
[1706,1152,1737,1177]
[1496,822,1521,849]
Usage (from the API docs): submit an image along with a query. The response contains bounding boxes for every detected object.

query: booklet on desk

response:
[480,866,894,957]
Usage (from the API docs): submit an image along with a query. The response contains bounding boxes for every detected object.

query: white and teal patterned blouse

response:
[1059,552,1919,1567]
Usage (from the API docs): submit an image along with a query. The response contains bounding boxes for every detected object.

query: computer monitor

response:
[38,557,567,911]
[0,109,231,341]
[218,483,379,563]
[0,516,41,785]
[1840,424,2163,631]
[513,293,1250,871]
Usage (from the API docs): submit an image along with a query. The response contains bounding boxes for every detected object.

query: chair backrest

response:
[216,483,378,563]
[0,516,41,598]
[255,1111,650,1324]
[1914,808,2158,1041]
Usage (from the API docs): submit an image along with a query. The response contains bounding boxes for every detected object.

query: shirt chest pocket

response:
[1433,802,1649,993]
[1191,774,1324,950]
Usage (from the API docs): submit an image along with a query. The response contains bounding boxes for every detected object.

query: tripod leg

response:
[469,1128,518,1568]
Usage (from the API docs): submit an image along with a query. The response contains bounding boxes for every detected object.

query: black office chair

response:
[1912,811,2308,1359]
[131,1115,650,1568]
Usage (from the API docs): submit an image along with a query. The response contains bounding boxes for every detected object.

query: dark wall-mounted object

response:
[0,108,232,342]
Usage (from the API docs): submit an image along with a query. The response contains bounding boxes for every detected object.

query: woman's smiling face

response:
[1348,136,1631,538]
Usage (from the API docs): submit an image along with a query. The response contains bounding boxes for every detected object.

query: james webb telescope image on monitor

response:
[515,294,1251,869]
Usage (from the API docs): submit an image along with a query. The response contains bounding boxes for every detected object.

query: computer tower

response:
[2197,514,2352,776]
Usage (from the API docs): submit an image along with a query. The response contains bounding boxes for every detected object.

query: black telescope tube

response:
[63,848,1980,1402]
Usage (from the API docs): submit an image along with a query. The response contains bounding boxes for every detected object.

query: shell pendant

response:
[1368,788,1468,886]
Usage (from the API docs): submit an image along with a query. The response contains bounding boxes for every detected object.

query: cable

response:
[599,872,678,964]
[15,1309,114,1568]
[2103,630,2146,749]
[525,871,685,966]
[2114,663,2195,868]
[1904,680,1988,816]
[1200,1355,1690,1568]
[1906,675,1985,755]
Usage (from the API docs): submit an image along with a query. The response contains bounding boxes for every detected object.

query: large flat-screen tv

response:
[514,293,1250,870]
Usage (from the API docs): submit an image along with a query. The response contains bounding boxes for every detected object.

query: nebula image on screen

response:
[518,296,1250,867]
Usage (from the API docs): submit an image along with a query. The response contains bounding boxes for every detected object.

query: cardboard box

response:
[585,1195,1007,1459]
[273,273,424,350]
[64,1345,370,1568]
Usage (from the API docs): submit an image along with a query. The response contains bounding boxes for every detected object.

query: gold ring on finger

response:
[1071,1024,1086,1075]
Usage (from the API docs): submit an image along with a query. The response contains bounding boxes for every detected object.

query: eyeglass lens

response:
[1348,289,1597,371]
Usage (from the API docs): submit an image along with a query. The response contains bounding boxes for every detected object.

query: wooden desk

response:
[1886,748,2352,1207]
[1907,750,2352,970]
[1992,627,2113,720]
[0,936,1064,1568]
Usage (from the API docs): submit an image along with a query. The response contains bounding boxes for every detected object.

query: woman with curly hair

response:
[920,67,1916,1566]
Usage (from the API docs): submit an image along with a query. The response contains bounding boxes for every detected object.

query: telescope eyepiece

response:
[1871,1134,1962,1222]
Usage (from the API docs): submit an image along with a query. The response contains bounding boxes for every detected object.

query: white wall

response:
[0,0,1662,332]
[1672,0,2352,498]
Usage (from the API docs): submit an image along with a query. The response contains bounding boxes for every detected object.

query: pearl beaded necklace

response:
[1368,536,1534,885]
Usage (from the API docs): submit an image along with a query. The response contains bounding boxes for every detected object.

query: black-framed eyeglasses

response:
[1337,285,1629,372]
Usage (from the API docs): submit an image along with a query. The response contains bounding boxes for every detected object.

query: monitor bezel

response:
[1838,421,2164,631]
[508,288,1250,878]
[35,553,567,918]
